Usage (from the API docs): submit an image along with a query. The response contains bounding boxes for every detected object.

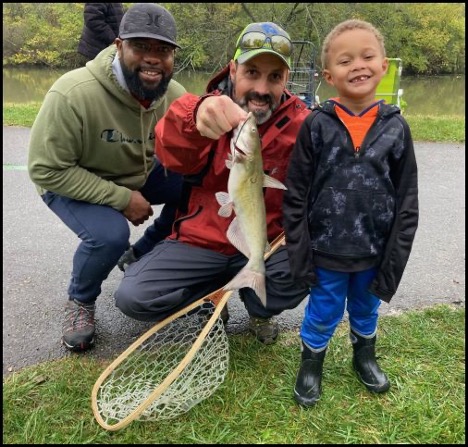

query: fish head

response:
[231,112,260,161]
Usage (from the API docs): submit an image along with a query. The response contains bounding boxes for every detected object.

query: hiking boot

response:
[62,299,96,352]
[248,316,279,345]
[117,246,138,272]
[350,329,390,393]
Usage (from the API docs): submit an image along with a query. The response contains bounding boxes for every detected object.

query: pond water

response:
[2,67,465,117]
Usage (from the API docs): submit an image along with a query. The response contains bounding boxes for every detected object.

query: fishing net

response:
[92,233,284,431]
[93,301,229,428]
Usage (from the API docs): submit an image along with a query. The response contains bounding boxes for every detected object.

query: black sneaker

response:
[62,299,96,352]
[248,316,279,345]
[117,246,138,272]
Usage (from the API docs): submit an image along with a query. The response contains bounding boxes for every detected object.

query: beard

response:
[233,88,278,125]
[120,59,172,102]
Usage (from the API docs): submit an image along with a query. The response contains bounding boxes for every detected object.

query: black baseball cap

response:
[119,3,181,49]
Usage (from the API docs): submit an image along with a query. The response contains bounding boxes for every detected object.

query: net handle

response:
[92,232,285,430]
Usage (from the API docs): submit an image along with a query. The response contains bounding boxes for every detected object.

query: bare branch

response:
[241,3,257,22]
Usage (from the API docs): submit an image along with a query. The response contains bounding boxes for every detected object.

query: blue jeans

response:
[42,161,182,303]
[301,267,381,350]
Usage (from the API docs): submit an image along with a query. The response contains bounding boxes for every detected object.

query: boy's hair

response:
[321,19,386,69]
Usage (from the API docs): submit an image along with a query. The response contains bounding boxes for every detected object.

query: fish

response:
[215,112,287,307]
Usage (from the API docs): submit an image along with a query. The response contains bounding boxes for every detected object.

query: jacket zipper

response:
[330,104,385,158]
[355,117,380,158]
[346,117,381,159]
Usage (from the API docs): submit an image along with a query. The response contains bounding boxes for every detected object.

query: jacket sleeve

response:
[155,93,218,175]
[282,114,317,287]
[27,91,131,211]
[370,116,419,302]
[84,3,118,44]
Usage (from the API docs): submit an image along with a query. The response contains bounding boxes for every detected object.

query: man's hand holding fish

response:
[196,95,248,140]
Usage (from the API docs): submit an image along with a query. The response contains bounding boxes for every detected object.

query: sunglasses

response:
[238,31,292,57]
[125,39,174,55]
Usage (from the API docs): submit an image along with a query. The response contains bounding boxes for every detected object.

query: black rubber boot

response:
[350,329,390,393]
[294,341,327,407]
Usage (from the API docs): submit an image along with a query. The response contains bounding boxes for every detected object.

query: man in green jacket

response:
[28,3,186,352]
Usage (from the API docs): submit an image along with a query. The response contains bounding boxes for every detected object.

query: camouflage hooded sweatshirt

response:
[28,45,185,211]
[283,100,419,303]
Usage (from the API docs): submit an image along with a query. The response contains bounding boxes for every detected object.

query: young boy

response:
[283,19,419,407]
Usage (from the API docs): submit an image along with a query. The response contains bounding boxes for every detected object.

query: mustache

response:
[120,63,171,101]
[244,91,274,106]
[239,91,276,125]
[139,65,163,74]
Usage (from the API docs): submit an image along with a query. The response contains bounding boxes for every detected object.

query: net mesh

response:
[95,302,229,425]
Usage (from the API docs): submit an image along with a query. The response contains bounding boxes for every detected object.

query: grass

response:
[2,102,466,143]
[3,102,43,128]
[405,115,465,143]
[3,305,465,444]
[2,101,465,443]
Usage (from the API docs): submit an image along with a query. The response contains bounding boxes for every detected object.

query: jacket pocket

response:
[308,187,394,257]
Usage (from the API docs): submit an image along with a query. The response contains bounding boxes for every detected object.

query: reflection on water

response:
[397,76,465,116]
[3,67,465,117]
[3,68,69,103]
[316,76,465,116]
[2,67,210,103]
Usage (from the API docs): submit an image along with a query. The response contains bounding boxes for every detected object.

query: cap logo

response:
[261,23,280,34]
[146,13,160,28]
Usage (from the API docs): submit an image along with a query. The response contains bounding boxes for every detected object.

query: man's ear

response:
[115,38,123,57]
[229,60,237,80]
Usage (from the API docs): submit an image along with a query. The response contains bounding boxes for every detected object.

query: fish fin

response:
[227,218,250,258]
[223,267,267,307]
[263,174,287,190]
[218,203,233,217]
[225,158,233,169]
[215,192,233,217]
[215,191,230,206]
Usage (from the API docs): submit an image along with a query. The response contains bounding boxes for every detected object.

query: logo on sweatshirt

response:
[101,129,155,144]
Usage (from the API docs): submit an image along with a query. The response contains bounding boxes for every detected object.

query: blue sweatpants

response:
[42,160,182,304]
[301,267,381,350]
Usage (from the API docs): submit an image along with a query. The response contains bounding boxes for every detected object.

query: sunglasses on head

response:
[238,31,292,57]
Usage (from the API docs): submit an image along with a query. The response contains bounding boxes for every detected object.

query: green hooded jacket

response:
[28,45,186,211]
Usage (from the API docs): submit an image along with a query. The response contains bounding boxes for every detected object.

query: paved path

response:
[3,126,465,376]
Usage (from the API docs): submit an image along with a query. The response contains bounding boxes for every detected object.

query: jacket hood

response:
[318,99,401,118]
[205,65,231,94]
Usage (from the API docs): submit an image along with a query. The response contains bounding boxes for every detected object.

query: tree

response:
[2,3,465,74]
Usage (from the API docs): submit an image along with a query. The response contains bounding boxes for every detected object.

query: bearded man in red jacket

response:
[115,22,311,345]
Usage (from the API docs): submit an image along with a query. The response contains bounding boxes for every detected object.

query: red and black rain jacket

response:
[155,65,311,255]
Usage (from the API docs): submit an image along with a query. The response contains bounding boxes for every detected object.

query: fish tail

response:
[223,267,267,307]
